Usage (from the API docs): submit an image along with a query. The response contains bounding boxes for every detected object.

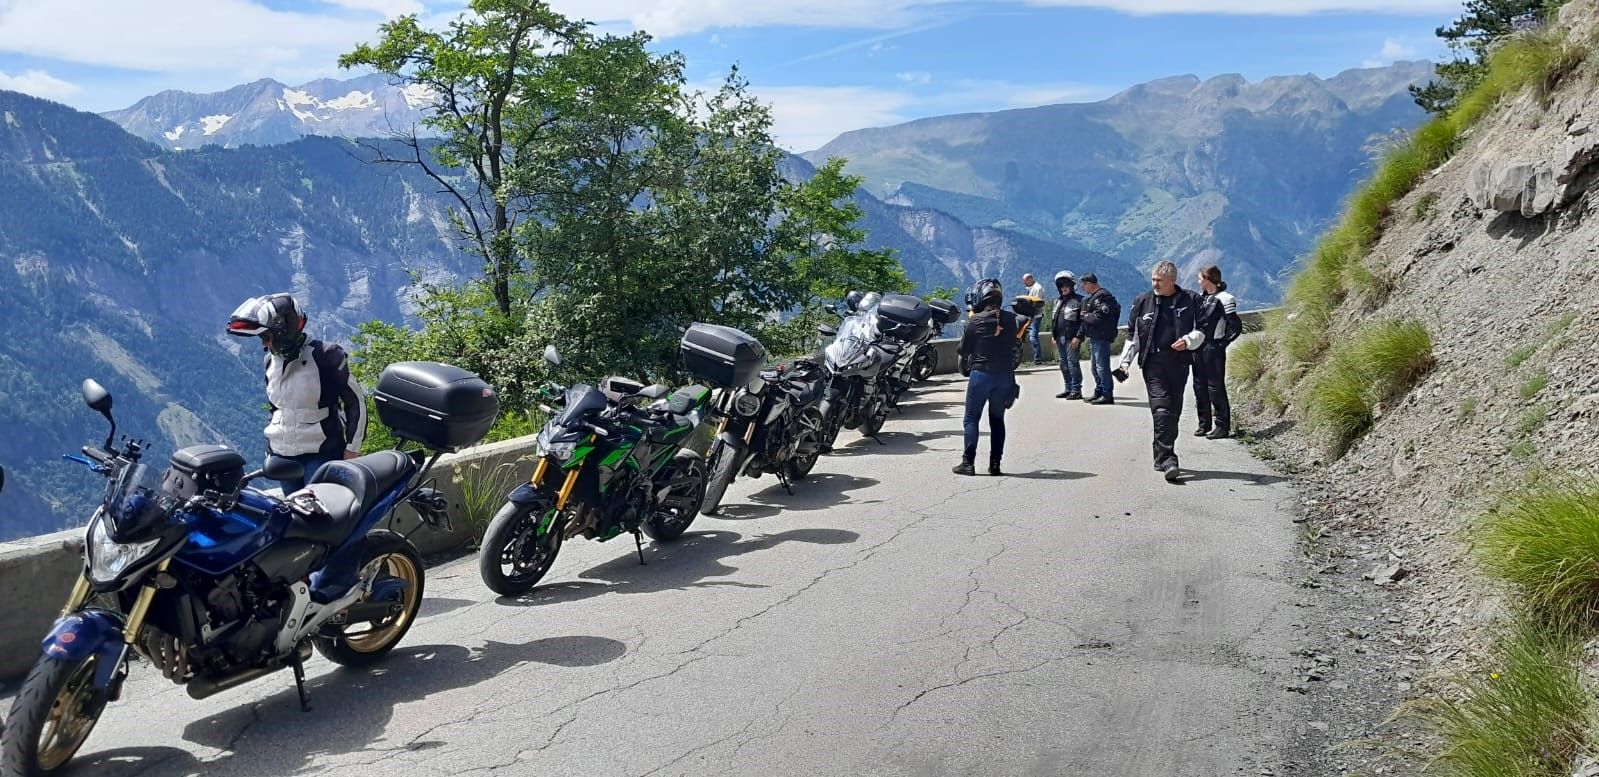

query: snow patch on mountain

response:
[325,90,376,111]
[163,125,185,141]
[401,83,436,109]
[200,114,231,135]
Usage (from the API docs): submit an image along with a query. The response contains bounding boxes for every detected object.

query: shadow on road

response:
[830,430,960,458]
[714,472,883,520]
[417,597,477,618]
[1001,469,1096,481]
[497,528,860,607]
[72,637,628,777]
[1179,469,1289,486]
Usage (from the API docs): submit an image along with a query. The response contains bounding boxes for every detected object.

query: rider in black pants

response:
[1118,262,1209,483]
[1193,265,1243,439]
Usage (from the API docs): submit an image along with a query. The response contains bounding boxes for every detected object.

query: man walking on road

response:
[1193,265,1243,439]
[1119,261,1207,482]
[1021,272,1046,365]
[1051,271,1084,399]
[1078,273,1121,405]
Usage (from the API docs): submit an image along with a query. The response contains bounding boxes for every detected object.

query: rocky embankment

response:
[1238,1,1599,772]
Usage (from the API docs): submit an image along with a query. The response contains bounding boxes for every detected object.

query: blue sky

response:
[0,0,1462,151]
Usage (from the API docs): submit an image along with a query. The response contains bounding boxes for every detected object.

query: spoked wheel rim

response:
[499,510,561,584]
[37,656,102,771]
[341,552,422,654]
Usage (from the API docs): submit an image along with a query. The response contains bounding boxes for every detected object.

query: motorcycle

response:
[699,354,828,516]
[908,298,963,384]
[478,346,711,597]
[4,362,494,777]
[815,293,900,448]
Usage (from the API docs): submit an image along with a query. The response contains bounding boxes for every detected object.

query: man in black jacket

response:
[1051,271,1084,399]
[1078,273,1120,405]
[1118,262,1208,482]
[955,279,1020,476]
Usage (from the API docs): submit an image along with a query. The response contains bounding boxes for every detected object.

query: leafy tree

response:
[1411,0,1569,113]
[339,0,589,316]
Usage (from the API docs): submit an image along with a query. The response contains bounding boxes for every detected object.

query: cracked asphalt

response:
[56,367,1306,777]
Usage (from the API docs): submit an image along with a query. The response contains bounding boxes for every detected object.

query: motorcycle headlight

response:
[86,513,160,585]
[538,427,582,462]
[733,392,762,417]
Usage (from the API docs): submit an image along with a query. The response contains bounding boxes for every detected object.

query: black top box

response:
[163,444,247,500]
[877,294,933,340]
[928,298,961,325]
[680,323,766,388]
[373,362,499,452]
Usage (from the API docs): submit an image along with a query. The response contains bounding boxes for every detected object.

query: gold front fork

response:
[555,469,580,510]
[59,575,91,617]
[121,559,171,645]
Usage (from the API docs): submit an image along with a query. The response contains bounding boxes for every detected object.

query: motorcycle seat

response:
[288,451,414,545]
[786,380,822,405]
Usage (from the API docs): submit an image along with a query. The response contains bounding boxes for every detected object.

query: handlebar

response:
[83,446,112,464]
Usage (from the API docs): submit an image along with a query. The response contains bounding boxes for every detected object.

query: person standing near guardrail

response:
[1051,271,1084,399]
[955,279,1020,477]
[1021,272,1046,365]
[1193,265,1243,439]
[1118,261,1207,483]
[1078,273,1121,405]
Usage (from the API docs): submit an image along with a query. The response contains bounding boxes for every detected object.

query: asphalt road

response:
[54,366,1305,777]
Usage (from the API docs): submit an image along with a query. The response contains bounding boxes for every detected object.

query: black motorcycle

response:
[908,298,962,384]
[700,355,828,516]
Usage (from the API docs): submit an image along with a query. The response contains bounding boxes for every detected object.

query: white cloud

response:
[897,71,933,85]
[318,0,424,15]
[547,0,1460,38]
[1362,36,1420,66]
[0,68,81,100]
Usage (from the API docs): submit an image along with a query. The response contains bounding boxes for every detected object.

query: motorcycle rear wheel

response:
[2,654,107,777]
[479,502,564,596]
[646,454,706,541]
[314,541,425,667]
[910,350,937,382]
[699,441,739,517]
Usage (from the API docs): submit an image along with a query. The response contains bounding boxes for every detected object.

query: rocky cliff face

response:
[1240,0,1599,761]
[805,62,1433,305]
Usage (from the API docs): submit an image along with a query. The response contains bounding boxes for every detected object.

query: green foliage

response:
[1548,311,1579,335]
[1228,335,1269,388]
[1412,191,1442,222]
[1521,369,1549,400]
[1399,619,1591,776]
[1517,403,1550,437]
[1478,484,1599,626]
[1506,344,1538,368]
[452,458,529,538]
[925,286,959,301]
[1303,320,1435,457]
[1411,0,1573,114]
[1458,397,1481,421]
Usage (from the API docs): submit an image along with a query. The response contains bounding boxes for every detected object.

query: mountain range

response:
[805,61,1434,304]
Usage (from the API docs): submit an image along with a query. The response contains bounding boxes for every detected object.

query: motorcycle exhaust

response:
[186,642,312,700]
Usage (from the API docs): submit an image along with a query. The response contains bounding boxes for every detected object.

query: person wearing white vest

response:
[227,294,367,492]
[1193,265,1242,439]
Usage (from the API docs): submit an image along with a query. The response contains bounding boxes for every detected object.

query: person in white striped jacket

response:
[1193,265,1243,439]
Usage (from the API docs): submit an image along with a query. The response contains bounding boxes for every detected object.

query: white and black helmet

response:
[228,294,306,355]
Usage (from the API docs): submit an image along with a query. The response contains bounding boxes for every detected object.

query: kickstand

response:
[633,530,647,566]
[870,433,886,446]
[289,650,312,712]
[778,472,794,495]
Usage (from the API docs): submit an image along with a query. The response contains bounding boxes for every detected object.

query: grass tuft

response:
[1521,370,1549,400]
[1518,403,1550,438]
[1399,619,1591,777]
[1458,397,1479,422]
[1548,311,1578,335]
[1303,319,1435,457]
[1478,484,1599,626]
[1412,191,1441,222]
[1506,344,1538,369]
[1228,334,1269,388]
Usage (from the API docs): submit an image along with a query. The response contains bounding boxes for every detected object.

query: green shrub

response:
[1478,484,1599,625]
[1518,404,1550,438]
[1458,397,1479,421]
[1548,311,1578,335]
[1521,370,1549,400]
[1399,619,1591,777]
[452,458,528,540]
[1303,319,1435,457]
[1506,344,1538,369]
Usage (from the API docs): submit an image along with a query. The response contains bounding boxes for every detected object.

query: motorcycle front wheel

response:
[2,654,109,777]
[860,398,888,437]
[699,441,740,516]
[785,413,824,481]
[479,502,564,596]
[314,540,425,667]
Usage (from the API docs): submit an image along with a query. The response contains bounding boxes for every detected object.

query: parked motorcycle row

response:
[1,291,960,777]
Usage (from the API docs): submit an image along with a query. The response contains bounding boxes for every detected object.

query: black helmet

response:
[228,293,307,359]
[965,278,1002,313]
[844,291,865,312]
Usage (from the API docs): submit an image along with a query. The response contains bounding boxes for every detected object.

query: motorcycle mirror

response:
[261,456,305,484]
[816,324,838,337]
[0,464,5,497]
[81,379,113,414]
[542,344,562,366]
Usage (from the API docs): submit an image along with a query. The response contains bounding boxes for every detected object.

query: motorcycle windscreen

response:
[555,384,609,428]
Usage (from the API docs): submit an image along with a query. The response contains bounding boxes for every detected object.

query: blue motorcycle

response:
[2,362,497,776]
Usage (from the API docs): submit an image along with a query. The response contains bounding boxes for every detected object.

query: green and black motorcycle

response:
[478,346,712,596]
